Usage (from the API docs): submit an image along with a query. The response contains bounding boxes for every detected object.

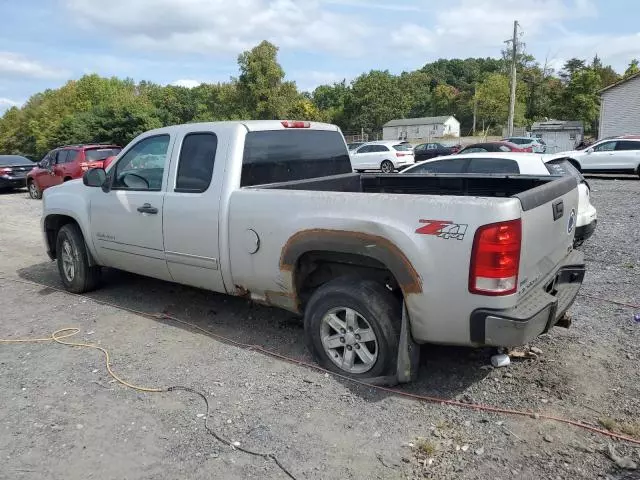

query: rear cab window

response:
[241,129,351,187]
[406,158,468,174]
[467,158,519,174]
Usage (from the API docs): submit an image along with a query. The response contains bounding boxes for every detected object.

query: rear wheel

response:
[28,180,42,199]
[380,160,395,173]
[304,277,400,379]
[56,223,101,293]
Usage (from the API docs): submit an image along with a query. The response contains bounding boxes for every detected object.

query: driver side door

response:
[89,134,175,281]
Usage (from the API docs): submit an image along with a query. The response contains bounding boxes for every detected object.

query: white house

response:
[598,72,640,139]
[382,116,460,141]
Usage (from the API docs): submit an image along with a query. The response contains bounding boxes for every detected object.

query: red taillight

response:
[0,167,11,175]
[469,219,521,296]
[396,152,408,157]
[281,120,310,128]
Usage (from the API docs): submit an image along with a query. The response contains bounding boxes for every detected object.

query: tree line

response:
[1,40,637,159]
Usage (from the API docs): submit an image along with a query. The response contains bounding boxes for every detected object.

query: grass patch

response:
[598,417,617,431]
[619,422,640,439]
[415,438,437,456]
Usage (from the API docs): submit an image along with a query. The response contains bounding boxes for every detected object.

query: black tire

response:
[380,160,395,173]
[28,180,42,199]
[304,277,400,379]
[56,223,101,293]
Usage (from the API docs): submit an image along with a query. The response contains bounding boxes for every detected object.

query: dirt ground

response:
[0,177,639,480]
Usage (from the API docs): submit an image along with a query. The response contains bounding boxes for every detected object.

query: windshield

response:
[85,148,121,161]
[0,155,32,165]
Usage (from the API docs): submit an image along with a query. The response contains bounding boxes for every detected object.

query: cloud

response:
[0,52,66,79]
[170,79,202,88]
[293,70,350,91]
[0,97,22,114]
[320,0,422,12]
[391,0,598,58]
[66,0,370,56]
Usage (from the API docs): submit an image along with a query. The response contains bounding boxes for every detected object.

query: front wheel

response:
[380,160,395,173]
[28,180,42,199]
[304,277,400,379]
[56,223,101,293]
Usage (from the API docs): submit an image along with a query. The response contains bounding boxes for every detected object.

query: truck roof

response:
[140,120,340,136]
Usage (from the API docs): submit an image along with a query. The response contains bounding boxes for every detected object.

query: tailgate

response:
[514,176,579,295]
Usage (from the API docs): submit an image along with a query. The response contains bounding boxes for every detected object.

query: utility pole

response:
[472,83,477,136]
[507,20,518,137]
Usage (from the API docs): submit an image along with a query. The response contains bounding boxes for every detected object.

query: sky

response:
[1,0,640,114]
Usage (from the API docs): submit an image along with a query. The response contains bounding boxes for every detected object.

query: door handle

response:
[137,203,158,214]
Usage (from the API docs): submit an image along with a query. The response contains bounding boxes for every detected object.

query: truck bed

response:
[255,172,575,211]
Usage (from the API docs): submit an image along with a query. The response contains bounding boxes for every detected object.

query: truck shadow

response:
[17,262,491,402]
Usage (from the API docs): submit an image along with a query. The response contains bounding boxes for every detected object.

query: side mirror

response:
[586,147,594,154]
[83,168,107,188]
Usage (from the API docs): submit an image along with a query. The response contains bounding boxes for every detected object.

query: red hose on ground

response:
[1,276,639,447]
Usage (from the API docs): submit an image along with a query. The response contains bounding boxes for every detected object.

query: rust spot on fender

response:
[279,229,423,295]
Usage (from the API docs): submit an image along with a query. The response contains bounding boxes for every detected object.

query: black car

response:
[0,155,35,191]
[413,142,454,161]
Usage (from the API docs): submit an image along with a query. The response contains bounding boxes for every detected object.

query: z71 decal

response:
[415,220,468,240]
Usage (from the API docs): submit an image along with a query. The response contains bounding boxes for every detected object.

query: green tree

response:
[237,40,296,119]
[624,59,639,78]
[342,70,407,132]
[432,84,458,116]
[562,69,602,134]
[475,73,526,131]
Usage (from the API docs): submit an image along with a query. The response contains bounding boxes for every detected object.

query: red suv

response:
[27,144,121,199]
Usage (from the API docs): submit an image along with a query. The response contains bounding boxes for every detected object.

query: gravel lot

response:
[0,177,639,480]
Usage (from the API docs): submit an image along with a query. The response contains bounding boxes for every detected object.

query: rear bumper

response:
[469,250,585,347]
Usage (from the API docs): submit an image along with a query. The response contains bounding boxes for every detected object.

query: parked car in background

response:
[350,141,415,172]
[403,152,597,245]
[41,120,585,382]
[27,144,122,199]
[458,141,532,154]
[413,142,455,161]
[347,142,365,151]
[549,137,640,177]
[0,155,35,191]
[503,136,546,153]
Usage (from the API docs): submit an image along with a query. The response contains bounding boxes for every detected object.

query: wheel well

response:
[63,176,72,182]
[294,251,403,308]
[44,215,79,259]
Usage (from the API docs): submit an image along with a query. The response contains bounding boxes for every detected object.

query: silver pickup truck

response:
[41,120,585,383]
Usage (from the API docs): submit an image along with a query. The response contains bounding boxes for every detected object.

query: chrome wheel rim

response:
[381,162,393,173]
[61,239,75,282]
[320,307,378,374]
[29,183,38,197]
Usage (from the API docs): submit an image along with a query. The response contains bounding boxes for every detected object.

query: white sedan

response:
[402,152,597,245]
[349,141,415,173]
